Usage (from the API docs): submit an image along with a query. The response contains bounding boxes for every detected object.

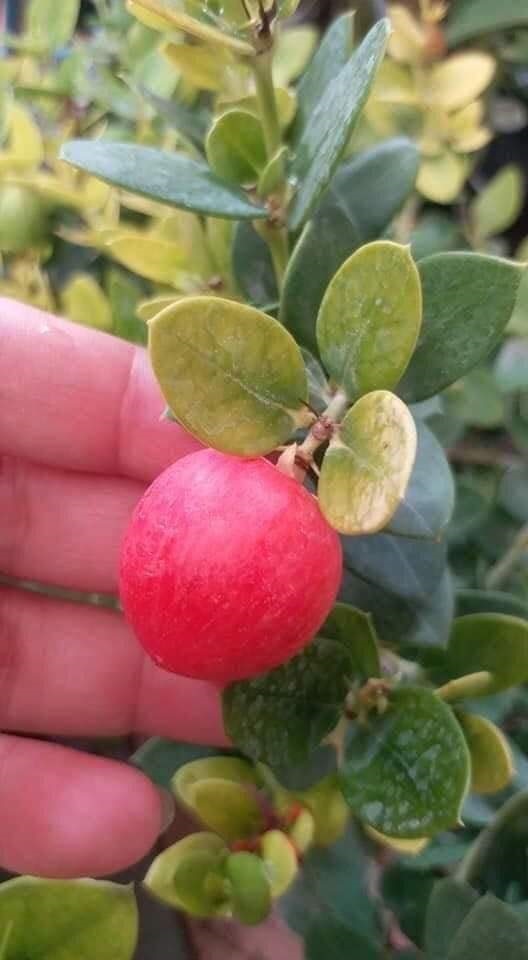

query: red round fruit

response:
[120,449,342,684]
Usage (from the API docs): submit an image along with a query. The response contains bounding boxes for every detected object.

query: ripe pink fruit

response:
[120,449,342,684]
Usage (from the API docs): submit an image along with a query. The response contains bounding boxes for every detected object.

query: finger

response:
[0,735,167,877]
[0,298,200,482]
[0,586,226,744]
[0,456,142,592]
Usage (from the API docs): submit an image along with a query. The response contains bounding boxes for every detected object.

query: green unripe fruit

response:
[0,184,49,253]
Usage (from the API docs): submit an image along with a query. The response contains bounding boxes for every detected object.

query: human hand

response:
[0,297,227,879]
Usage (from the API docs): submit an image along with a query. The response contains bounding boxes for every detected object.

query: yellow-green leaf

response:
[25,0,80,51]
[206,110,267,185]
[148,296,310,456]
[184,779,265,841]
[225,853,272,925]
[470,165,524,242]
[144,833,229,915]
[273,26,318,87]
[164,42,232,91]
[417,150,469,204]
[0,104,44,172]
[316,240,422,397]
[318,390,417,535]
[173,756,258,804]
[458,712,515,795]
[429,53,495,111]
[260,830,298,897]
[365,826,429,855]
[446,613,528,693]
[61,275,113,332]
[105,233,187,286]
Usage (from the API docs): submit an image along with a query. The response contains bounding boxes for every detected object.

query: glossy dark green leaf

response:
[446,614,528,693]
[383,864,436,947]
[232,222,278,309]
[281,139,419,355]
[399,254,525,403]
[388,418,455,539]
[288,18,390,231]
[206,110,266,185]
[343,532,447,604]
[223,629,356,770]
[149,297,309,456]
[425,878,479,960]
[341,687,470,837]
[281,825,380,946]
[131,738,232,788]
[447,0,528,44]
[305,917,382,960]
[61,141,268,220]
[321,602,381,680]
[459,790,528,895]
[0,877,138,959]
[448,482,492,546]
[137,85,210,151]
[291,11,355,146]
[316,242,422,397]
[319,391,417,534]
[448,895,528,960]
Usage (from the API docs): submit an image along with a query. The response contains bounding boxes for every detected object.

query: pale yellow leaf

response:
[388,4,426,64]
[429,53,495,111]
[61,275,113,331]
[417,149,468,203]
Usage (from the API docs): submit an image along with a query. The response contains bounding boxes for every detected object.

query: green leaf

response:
[446,614,528,693]
[291,11,355,147]
[341,686,470,837]
[321,602,381,681]
[399,254,525,403]
[280,825,381,948]
[471,165,524,242]
[458,712,514,795]
[144,833,229,916]
[316,241,422,397]
[137,85,210,151]
[495,339,528,394]
[182,778,265,841]
[288,18,390,231]
[388,418,455,540]
[425,878,479,960]
[456,589,528,621]
[148,296,309,456]
[61,141,268,220]
[281,138,419,356]
[225,853,272,925]
[261,830,299,897]
[498,465,528,523]
[410,211,467,260]
[446,368,504,429]
[223,632,354,770]
[26,0,80,50]
[343,534,446,604]
[206,110,266,186]
[447,0,528,44]
[232,222,278,309]
[447,895,528,960]
[319,391,417,535]
[0,877,137,959]
[106,270,146,346]
[131,737,231,788]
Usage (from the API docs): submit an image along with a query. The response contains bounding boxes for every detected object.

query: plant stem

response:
[253,50,282,158]
[252,48,290,291]
[485,523,528,590]
[298,389,350,462]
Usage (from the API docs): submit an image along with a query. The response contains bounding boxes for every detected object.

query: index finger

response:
[0,298,200,481]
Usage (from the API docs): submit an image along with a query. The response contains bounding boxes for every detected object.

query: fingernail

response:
[157,787,176,834]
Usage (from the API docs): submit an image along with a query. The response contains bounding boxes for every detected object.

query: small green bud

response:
[288,807,315,854]
[144,832,229,916]
[224,852,272,925]
[0,185,49,253]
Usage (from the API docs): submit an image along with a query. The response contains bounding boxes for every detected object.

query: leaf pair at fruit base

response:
[223,601,474,841]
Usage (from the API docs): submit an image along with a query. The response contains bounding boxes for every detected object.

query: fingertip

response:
[0,736,166,878]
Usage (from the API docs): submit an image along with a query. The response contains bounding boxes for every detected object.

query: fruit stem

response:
[277,388,349,481]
